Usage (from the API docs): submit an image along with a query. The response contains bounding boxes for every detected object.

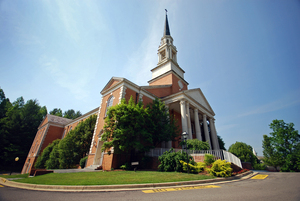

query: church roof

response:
[164,14,171,36]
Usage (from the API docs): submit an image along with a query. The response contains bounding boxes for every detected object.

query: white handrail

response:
[145,148,242,169]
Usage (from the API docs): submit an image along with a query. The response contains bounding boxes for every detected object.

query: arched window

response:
[105,96,114,116]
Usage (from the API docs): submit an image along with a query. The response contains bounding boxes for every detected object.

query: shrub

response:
[80,156,88,169]
[204,154,215,166]
[207,159,232,177]
[253,163,266,170]
[180,139,210,150]
[34,139,60,169]
[158,148,193,172]
[45,143,60,169]
[180,160,206,173]
[120,162,131,170]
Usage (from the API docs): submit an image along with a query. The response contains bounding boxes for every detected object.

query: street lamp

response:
[10,157,19,175]
[182,132,189,174]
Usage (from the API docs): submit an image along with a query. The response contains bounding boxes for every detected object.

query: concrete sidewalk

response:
[0,171,257,192]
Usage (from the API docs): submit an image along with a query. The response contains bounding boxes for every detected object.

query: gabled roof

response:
[184,88,215,115]
[100,77,124,93]
[38,114,73,129]
[162,88,215,117]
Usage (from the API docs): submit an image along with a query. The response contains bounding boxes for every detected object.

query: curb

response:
[0,171,258,192]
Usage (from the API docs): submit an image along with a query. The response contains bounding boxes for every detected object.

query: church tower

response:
[148,13,188,93]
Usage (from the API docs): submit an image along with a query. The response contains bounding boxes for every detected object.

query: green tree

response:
[228,141,257,167]
[58,115,97,168]
[63,109,82,119]
[49,108,63,117]
[218,135,226,150]
[101,97,152,156]
[45,142,60,169]
[146,99,179,147]
[0,92,46,171]
[262,120,300,172]
[180,139,210,150]
[35,139,60,169]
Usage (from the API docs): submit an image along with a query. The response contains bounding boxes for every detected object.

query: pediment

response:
[185,88,215,115]
[100,77,124,94]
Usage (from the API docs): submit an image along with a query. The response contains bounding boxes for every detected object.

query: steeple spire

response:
[164,10,171,36]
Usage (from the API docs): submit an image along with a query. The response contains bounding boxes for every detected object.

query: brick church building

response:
[22,14,220,174]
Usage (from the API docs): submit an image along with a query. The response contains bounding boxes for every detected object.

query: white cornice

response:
[161,90,215,118]
[101,77,158,101]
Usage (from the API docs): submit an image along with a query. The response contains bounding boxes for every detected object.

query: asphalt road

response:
[0,172,299,201]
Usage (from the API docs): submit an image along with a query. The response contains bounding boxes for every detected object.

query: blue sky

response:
[1,0,299,155]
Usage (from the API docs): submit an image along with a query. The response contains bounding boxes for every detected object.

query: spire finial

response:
[164,10,170,36]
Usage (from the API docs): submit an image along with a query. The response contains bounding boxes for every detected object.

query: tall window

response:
[105,96,114,116]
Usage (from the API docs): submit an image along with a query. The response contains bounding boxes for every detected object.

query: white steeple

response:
[149,12,185,83]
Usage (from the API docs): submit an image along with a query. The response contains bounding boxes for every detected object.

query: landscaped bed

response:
[1,171,215,186]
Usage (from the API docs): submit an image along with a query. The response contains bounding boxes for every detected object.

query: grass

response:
[1,173,29,179]
[6,171,215,186]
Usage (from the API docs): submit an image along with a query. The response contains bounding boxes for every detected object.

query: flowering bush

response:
[232,169,249,176]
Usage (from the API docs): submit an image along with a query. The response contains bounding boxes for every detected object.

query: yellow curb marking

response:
[142,185,220,193]
[0,185,4,187]
[251,175,268,179]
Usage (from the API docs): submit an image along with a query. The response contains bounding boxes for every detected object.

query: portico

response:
[163,89,220,150]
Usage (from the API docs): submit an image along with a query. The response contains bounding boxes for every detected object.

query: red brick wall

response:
[144,87,172,98]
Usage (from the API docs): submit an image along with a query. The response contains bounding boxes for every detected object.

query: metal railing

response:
[145,148,242,169]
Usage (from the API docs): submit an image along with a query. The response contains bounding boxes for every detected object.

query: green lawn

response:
[5,171,215,185]
[1,173,29,179]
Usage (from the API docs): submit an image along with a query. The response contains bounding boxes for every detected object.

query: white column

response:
[186,102,193,139]
[194,109,202,141]
[209,118,220,150]
[203,114,212,149]
[180,100,188,134]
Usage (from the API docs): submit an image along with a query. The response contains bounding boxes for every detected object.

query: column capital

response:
[180,99,186,105]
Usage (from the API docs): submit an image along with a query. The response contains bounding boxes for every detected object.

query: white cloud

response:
[39,55,90,100]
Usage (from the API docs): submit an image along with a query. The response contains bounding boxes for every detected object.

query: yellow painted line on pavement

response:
[251,174,268,179]
[0,185,4,187]
[142,185,220,193]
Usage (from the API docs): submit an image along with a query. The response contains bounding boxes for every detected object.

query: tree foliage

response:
[263,119,300,172]
[34,139,60,169]
[101,97,179,160]
[59,114,96,168]
[49,108,62,117]
[102,97,152,154]
[146,99,179,147]
[217,135,226,150]
[35,114,97,169]
[180,139,210,150]
[63,109,82,119]
[50,108,82,119]
[228,141,257,167]
[0,88,47,171]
